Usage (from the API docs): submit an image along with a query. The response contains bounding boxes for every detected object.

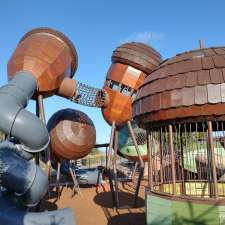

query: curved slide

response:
[0,72,76,224]
[0,192,75,225]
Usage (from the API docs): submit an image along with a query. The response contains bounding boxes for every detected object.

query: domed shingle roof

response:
[112,42,162,74]
[133,47,225,127]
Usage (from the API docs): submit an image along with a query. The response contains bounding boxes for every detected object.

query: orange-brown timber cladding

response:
[47,109,96,160]
[133,47,225,127]
[102,42,162,126]
[7,27,78,97]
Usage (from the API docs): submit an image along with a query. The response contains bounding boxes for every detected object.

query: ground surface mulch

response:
[41,181,147,225]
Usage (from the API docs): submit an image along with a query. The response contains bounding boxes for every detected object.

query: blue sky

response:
[0,0,224,143]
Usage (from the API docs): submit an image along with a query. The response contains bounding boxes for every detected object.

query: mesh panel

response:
[71,82,107,107]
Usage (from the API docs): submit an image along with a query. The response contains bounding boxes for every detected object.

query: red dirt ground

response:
[41,181,147,225]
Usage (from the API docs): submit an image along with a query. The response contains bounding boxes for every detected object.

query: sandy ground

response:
[41,181,147,225]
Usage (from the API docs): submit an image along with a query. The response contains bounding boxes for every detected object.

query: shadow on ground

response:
[40,199,58,211]
[108,213,146,225]
[94,191,145,208]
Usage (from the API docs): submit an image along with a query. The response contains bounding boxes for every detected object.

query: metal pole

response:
[106,122,117,207]
[35,94,47,164]
[147,131,153,191]
[127,121,144,206]
[69,167,81,196]
[132,161,138,181]
[113,129,119,207]
[199,40,205,49]
[35,98,40,165]
[207,121,218,198]
[107,121,116,168]
[180,130,186,195]
[105,146,108,169]
[127,121,144,167]
[56,161,61,199]
[36,94,51,179]
[37,95,46,123]
[168,124,176,195]
[159,130,164,191]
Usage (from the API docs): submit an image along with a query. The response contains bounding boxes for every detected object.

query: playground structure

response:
[102,42,162,207]
[0,27,154,224]
[1,26,225,225]
[133,45,225,224]
[47,108,96,196]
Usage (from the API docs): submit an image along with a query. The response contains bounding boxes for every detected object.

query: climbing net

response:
[71,82,107,108]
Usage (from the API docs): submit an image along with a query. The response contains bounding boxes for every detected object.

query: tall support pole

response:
[132,161,138,181]
[107,121,116,168]
[56,161,61,199]
[69,167,81,197]
[127,121,144,206]
[207,121,218,198]
[168,124,176,195]
[37,95,46,123]
[127,121,144,167]
[36,94,51,180]
[35,98,40,165]
[147,131,153,191]
[106,121,117,207]
[113,129,119,207]
[35,94,48,165]
[199,40,205,49]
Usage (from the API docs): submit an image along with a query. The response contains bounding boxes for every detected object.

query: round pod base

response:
[47,108,96,160]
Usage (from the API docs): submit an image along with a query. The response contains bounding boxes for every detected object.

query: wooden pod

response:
[133,47,225,127]
[102,87,132,126]
[7,27,78,97]
[47,109,96,160]
[102,43,161,126]
[112,42,162,74]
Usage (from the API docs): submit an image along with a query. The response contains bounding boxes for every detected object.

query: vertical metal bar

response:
[168,124,176,195]
[179,125,186,195]
[35,98,40,165]
[199,40,205,49]
[207,121,218,198]
[133,163,144,207]
[105,146,108,169]
[56,162,61,199]
[127,121,144,167]
[69,167,81,196]
[36,95,52,177]
[206,130,213,197]
[132,161,138,181]
[106,122,116,207]
[147,131,153,191]
[107,121,116,168]
[127,121,144,206]
[37,95,46,123]
[113,129,119,207]
[159,129,164,185]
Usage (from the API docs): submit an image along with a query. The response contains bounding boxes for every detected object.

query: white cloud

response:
[120,31,164,44]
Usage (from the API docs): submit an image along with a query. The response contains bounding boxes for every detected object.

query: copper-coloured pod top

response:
[112,42,162,74]
[8,27,78,96]
[19,27,78,77]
